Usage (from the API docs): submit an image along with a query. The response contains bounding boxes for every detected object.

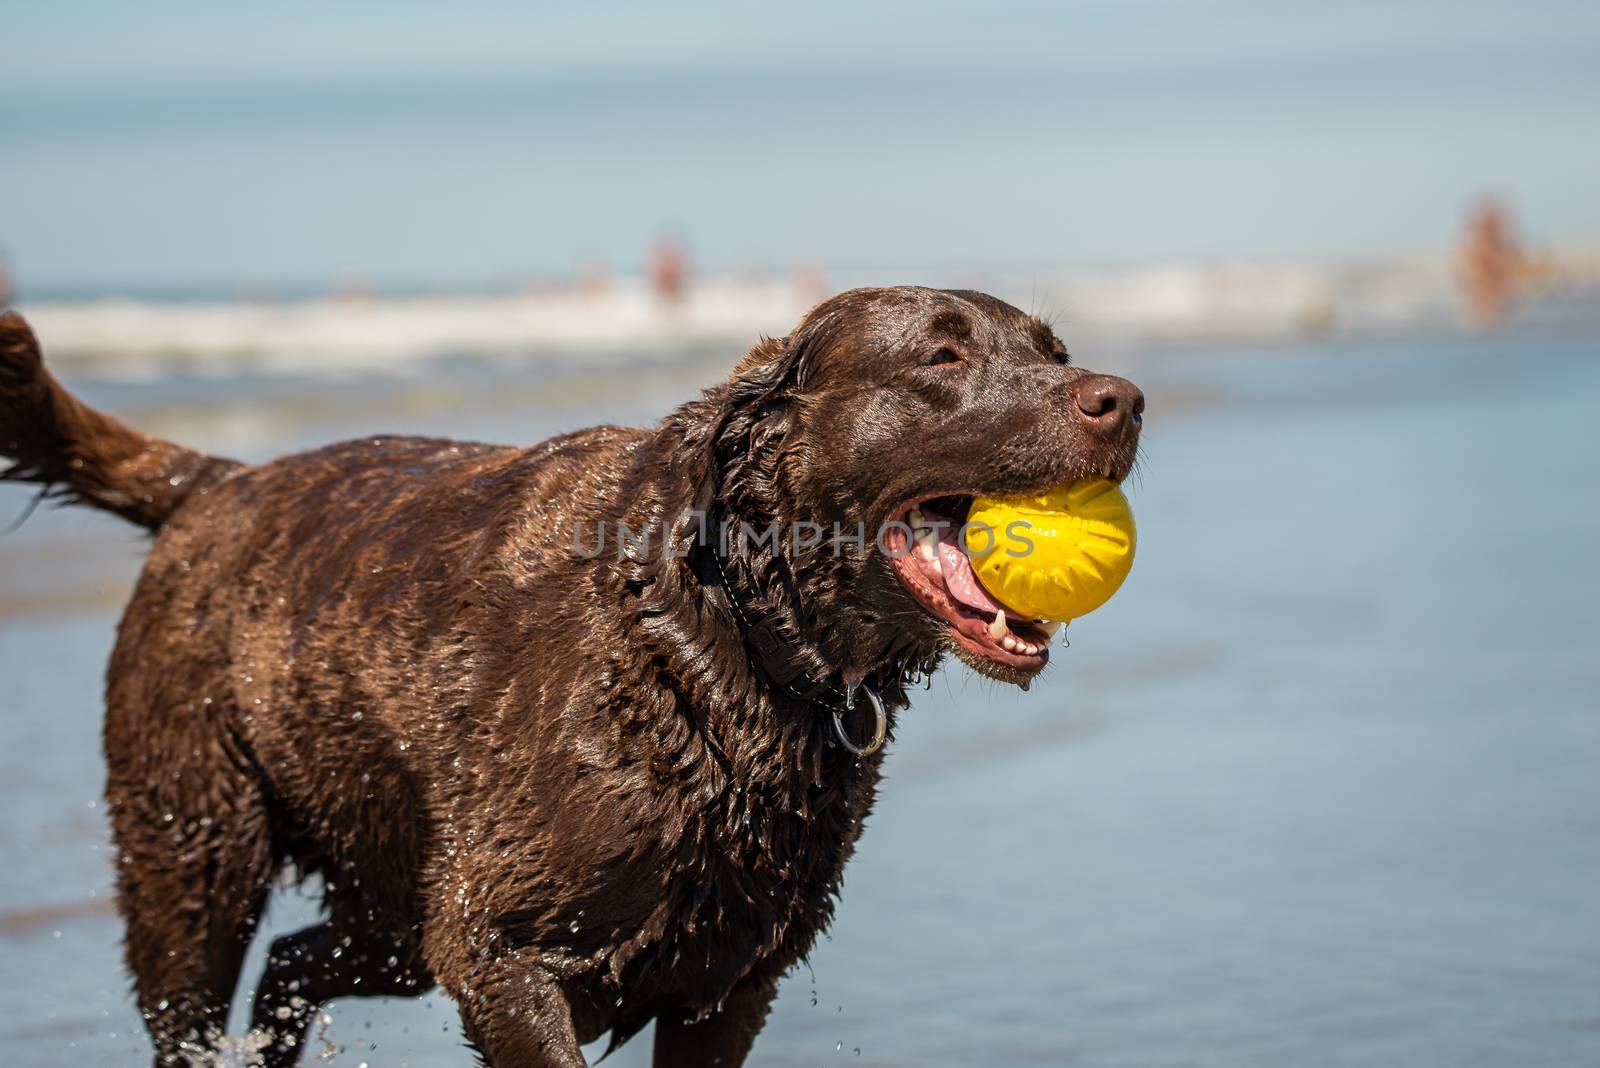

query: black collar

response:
[689,507,849,711]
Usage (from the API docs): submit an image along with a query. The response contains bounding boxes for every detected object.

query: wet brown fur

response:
[0,288,1142,1066]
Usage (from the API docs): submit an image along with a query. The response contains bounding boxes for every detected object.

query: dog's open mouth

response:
[883,494,1060,673]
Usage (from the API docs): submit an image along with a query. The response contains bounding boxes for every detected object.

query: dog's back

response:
[2,310,686,1061]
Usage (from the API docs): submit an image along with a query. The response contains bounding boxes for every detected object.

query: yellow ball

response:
[965,478,1137,621]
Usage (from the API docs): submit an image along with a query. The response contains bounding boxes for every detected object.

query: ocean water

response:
[1,324,1598,1066]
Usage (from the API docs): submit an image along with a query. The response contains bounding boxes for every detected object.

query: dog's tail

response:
[0,311,239,531]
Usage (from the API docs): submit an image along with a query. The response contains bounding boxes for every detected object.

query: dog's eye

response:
[926,348,961,366]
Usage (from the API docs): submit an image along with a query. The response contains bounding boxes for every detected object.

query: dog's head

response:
[673,286,1142,689]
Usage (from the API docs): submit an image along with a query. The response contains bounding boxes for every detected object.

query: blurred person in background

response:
[1458,196,1525,331]
[649,231,690,304]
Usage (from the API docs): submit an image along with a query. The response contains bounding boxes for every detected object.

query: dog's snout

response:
[1070,375,1144,436]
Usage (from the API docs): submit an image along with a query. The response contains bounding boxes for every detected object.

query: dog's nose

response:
[1071,374,1144,436]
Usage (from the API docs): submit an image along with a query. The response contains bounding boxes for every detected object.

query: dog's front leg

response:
[458,953,587,1068]
[651,974,779,1068]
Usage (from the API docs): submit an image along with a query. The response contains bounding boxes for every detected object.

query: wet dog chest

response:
[653,792,859,1001]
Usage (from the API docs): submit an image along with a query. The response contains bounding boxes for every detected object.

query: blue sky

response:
[3,1,1598,292]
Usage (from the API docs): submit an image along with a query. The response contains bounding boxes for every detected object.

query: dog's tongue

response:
[937,531,1004,616]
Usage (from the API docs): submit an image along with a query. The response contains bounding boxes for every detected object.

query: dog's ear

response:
[716,328,833,504]
[727,296,844,400]
[656,332,818,552]
[721,335,799,439]
[657,287,856,550]
[727,334,799,399]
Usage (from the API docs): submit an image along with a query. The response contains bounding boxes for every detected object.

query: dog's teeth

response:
[914,526,939,564]
[1039,620,1063,638]
[988,610,1007,640]
[1021,642,1038,655]
[909,506,925,529]
[1002,635,1018,651]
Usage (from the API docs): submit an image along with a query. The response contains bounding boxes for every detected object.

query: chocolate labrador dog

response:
[0,287,1141,1067]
